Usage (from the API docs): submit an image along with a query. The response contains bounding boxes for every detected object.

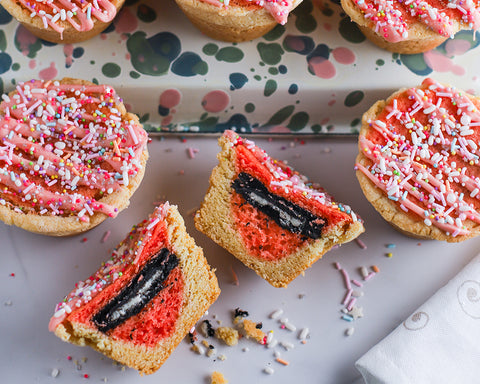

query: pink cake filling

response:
[232,192,308,261]
[50,204,184,347]
[227,131,358,261]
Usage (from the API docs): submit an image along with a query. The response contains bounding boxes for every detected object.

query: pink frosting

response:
[49,203,171,332]
[18,0,118,36]
[352,0,480,43]
[357,78,480,237]
[0,79,148,222]
[200,0,298,25]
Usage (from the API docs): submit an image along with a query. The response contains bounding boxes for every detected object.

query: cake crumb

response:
[191,344,205,355]
[200,319,215,338]
[215,327,239,346]
[242,319,266,343]
[232,308,249,324]
[211,371,228,384]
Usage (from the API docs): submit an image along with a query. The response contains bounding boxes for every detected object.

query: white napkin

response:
[356,254,480,384]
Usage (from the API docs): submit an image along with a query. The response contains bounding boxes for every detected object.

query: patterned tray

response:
[1,0,480,134]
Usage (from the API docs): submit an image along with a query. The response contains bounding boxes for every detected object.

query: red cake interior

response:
[66,220,184,347]
[231,142,352,261]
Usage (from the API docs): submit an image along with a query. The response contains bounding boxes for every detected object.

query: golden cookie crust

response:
[0,78,148,236]
[356,84,480,242]
[195,134,364,288]
[0,0,125,44]
[174,0,303,42]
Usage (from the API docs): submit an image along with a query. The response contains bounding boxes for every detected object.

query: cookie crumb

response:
[211,371,228,384]
[215,327,239,346]
[191,344,205,355]
[242,319,266,343]
[200,320,215,338]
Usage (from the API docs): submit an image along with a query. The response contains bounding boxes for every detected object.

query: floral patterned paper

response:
[1,0,480,134]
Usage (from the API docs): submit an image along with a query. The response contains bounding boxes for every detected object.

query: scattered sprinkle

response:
[355,238,367,249]
[280,341,294,350]
[345,327,355,337]
[298,327,309,340]
[276,357,290,366]
[101,230,111,243]
[50,368,60,378]
[360,266,369,279]
[269,309,284,319]
[230,266,239,286]
[264,366,275,375]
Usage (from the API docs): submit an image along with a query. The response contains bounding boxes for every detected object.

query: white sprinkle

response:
[280,341,294,350]
[352,290,364,298]
[270,309,284,319]
[284,322,297,332]
[266,331,274,344]
[146,217,160,230]
[264,367,275,375]
[360,266,369,279]
[267,338,278,349]
[345,327,355,337]
[298,328,309,340]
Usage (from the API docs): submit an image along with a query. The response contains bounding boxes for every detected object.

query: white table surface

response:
[1,134,478,383]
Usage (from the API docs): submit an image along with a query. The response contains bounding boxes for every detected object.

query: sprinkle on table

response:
[355,238,367,249]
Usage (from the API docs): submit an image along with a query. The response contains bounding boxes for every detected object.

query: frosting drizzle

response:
[0,79,148,222]
[357,78,480,237]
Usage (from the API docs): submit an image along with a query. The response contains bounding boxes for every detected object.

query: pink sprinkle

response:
[364,271,376,281]
[334,262,342,270]
[231,266,239,286]
[187,147,199,159]
[355,238,367,249]
[146,217,160,230]
[351,279,363,287]
[101,230,111,243]
[341,269,351,290]
[342,288,353,305]
[347,297,357,311]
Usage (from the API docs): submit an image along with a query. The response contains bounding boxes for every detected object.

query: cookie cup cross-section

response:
[195,131,364,288]
[49,203,220,375]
